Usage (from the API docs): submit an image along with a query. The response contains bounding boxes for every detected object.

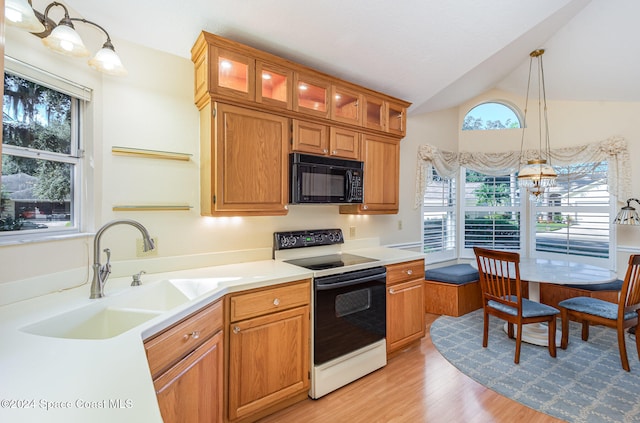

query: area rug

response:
[430,309,640,423]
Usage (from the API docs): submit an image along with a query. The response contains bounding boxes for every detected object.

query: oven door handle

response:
[315,273,386,290]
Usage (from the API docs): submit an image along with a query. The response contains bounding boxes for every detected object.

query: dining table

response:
[473,257,618,346]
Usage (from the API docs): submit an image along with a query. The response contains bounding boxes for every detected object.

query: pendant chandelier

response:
[517,49,557,200]
[4,0,127,76]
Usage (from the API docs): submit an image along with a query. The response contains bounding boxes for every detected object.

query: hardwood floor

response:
[259,313,562,423]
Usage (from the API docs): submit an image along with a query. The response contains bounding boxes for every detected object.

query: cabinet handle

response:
[406,269,413,275]
[363,205,368,210]
[273,298,280,306]
[183,330,200,340]
[323,149,328,154]
[233,326,241,334]
[389,288,396,294]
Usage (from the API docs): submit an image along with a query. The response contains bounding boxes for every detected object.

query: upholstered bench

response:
[424,264,481,317]
[540,279,623,310]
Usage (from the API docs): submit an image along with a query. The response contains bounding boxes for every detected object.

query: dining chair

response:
[473,247,560,364]
[559,254,640,371]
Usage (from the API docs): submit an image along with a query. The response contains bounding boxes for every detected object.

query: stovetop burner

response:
[284,253,378,270]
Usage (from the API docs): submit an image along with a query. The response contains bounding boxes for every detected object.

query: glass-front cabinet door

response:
[386,101,406,136]
[214,47,255,101]
[256,61,292,109]
[364,95,385,132]
[331,85,362,126]
[294,74,330,118]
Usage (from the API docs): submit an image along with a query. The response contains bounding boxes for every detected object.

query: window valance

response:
[414,136,631,208]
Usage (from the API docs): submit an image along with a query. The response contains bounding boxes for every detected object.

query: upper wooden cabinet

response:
[294,73,330,119]
[364,94,385,132]
[192,31,410,216]
[340,134,400,214]
[192,31,410,134]
[292,119,360,159]
[200,102,290,216]
[386,101,406,137]
[331,85,362,126]
[257,60,293,109]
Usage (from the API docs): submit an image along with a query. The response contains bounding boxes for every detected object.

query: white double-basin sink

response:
[20,277,236,340]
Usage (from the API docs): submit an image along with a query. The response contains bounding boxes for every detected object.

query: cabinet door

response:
[329,127,360,159]
[154,331,223,423]
[294,74,330,119]
[331,85,362,126]
[228,305,310,421]
[210,103,289,215]
[387,279,425,354]
[256,61,293,110]
[292,120,329,155]
[213,47,255,101]
[363,95,385,132]
[386,101,406,137]
[360,135,400,213]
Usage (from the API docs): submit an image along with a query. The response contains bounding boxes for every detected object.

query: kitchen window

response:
[1,58,89,242]
[423,167,456,263]
[461,169,522,254]
[423,162,613,268]
[532,161,612,266]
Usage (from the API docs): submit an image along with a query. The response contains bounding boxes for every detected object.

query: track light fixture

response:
[5,0,127,76]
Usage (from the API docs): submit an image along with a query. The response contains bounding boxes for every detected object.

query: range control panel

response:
[273,229,344,250]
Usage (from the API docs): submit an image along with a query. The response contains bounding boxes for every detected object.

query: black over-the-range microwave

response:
[289,153,364,204]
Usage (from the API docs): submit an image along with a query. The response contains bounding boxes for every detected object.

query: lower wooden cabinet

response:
[386,260,426,355]
[226,280,310,422]
[154,331,223,423]
[145,300,224,423]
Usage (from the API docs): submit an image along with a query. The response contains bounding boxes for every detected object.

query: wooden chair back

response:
[620,255,640,316]
[474,247,522,312]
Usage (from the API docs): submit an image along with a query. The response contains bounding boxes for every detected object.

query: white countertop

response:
[0,247,424,423]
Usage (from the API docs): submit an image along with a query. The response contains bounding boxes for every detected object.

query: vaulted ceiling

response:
[59,0,640,115]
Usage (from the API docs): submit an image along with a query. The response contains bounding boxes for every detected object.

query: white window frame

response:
[1,57,88,244]
[422,167,456,264]
[528,162,615,269]
[459,167,524,259]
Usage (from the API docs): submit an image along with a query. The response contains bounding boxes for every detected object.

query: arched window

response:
[462,102,522,130]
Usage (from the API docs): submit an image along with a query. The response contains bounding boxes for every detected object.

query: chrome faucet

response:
[90,219,155,299]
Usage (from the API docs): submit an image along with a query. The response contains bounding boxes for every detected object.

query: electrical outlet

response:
[349,226,356,238]
[136,237,158,257]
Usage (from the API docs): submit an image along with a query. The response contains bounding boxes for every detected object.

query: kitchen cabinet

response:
[256,60,293,110]
[227,280,310,422]
[340,134,400,214]
[192,31,410,217]
[292,120,360,159]
[386,260,426,355]
[331,85,362,126]
[294,73,331,119]
[386,101,406,137]
[363,94,385,132]
[200,102,290,216]
[145,300,224,423]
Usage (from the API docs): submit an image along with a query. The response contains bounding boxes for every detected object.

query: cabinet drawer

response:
[145,300,223,378]
[386,259,425,286]
[230,280,310,322]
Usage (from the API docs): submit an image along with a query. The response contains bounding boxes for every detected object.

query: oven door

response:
[313,267,386,365]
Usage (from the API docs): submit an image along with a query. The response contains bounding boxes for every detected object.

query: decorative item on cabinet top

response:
[111,146,192,161]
